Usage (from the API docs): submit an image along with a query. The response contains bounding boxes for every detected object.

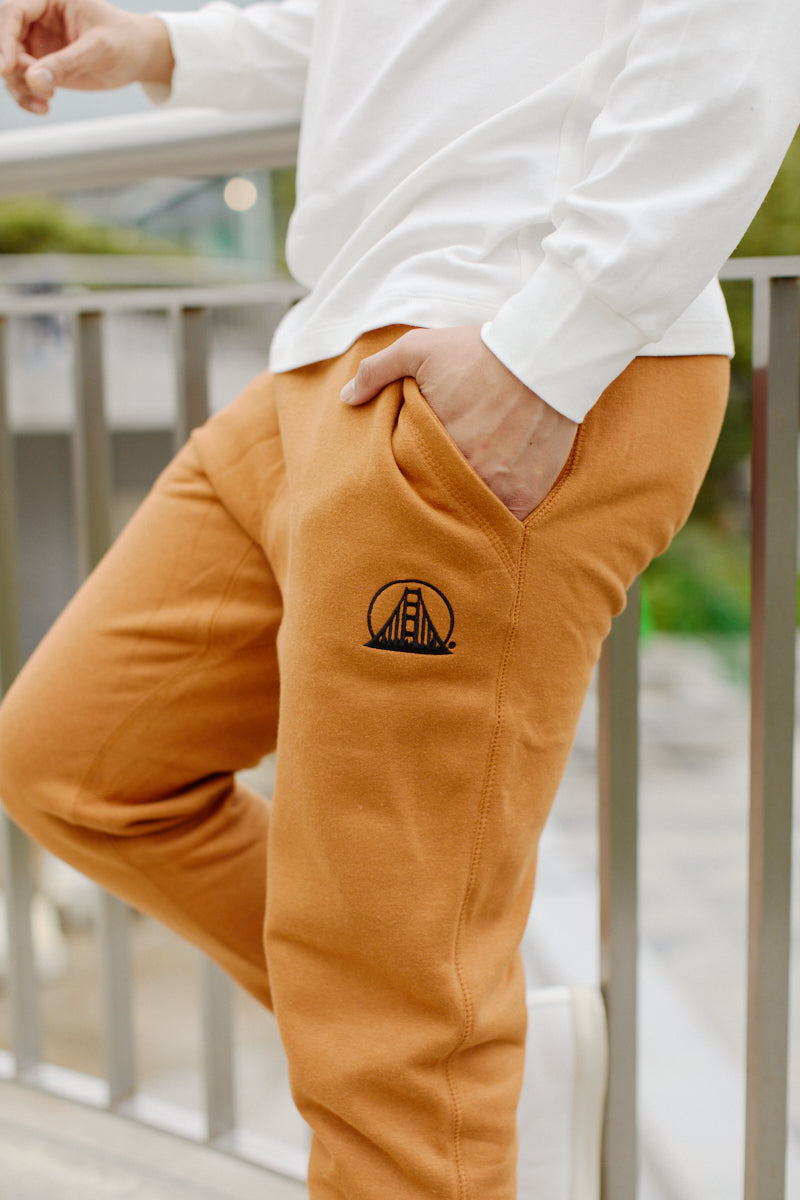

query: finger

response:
[0,39,12,76]
[3,57,46,110]
[24,37,93,94]
[0,7,24,75]
[4,69,47,108]
[0,0,46,75]
[4,76,47,109]
[16,88,48,110]
[24,54,54,94]
[340,331,427,405]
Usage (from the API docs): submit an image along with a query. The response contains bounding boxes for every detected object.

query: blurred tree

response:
[270,168,296,276]
[0,195,187,255]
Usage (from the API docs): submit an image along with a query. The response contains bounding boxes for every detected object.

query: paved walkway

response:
[0,1079,305,1199]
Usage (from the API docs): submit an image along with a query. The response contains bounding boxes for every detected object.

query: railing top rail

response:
[0,253,286,287]
[0,278,305,318]
[0,254,792,319]
[720,256,800,281]
[0,108,301,196]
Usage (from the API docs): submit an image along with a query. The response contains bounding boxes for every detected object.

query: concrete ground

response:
[0,1078,305,1200]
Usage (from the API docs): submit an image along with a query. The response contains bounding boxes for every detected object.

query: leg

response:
[264,338,729,1198]
[0,373,287,1006]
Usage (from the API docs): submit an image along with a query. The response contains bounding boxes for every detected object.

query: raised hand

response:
[0,0,173,114]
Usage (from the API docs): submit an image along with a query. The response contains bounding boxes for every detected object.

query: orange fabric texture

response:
[0,330,728,1198]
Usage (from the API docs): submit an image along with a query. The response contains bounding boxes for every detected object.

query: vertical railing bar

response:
[200,955,236,1140]
[0,315,41,1072]
[98,895,135,1104]
[0,316,22,691]
[172,306,229,1136]
[1,818,40,1072]
[598,581,640,1200]
[752,277,770,373]
[72,311,113,567]
[172,306,211,450]
[72,311,136,1104]
[744,276,798,1200]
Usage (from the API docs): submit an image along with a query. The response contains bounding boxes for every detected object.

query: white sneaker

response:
[518,986,609,1200]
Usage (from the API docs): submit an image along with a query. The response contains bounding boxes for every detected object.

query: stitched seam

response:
[406,418,519,578]
[69,543,259,826]
[523,417,585,529]
[443,529,528,1199]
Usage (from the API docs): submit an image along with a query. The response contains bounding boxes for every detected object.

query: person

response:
[0,2,798,1196]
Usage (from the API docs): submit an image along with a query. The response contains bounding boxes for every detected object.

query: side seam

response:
[442,524,530,1198]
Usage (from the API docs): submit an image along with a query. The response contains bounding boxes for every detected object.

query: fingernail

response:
[340,379,355,403]
[28,65,54,94]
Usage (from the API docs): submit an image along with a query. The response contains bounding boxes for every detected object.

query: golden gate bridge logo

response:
[365,580,455,655]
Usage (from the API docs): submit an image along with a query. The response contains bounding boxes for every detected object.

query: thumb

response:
[24,57,55,96]
[340,331,426,406]
[25,35,99,95]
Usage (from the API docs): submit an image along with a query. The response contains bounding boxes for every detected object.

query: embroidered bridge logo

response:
[365,580,455,655]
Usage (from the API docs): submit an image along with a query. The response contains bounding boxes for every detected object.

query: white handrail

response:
[0,108,300,196]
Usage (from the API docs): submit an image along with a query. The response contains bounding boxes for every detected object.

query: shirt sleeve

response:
[482,0,800,422]
[143,0,316,113]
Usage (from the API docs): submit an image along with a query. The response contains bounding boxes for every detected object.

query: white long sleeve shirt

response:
[151,0,800,421]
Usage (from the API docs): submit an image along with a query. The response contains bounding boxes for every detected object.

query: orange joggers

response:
[0,328,728,1199]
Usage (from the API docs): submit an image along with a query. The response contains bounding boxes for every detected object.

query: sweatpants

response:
[0,327,729,1198]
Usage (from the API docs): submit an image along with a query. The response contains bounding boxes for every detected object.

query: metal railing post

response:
[744,276,799,1200]
[598,581,640,1200]
[172,303,238,1141]
[173,306,211,449]
[98,897,135,1105]
[200,956,236,1141]
[0,818,40,1072]
[72,312,113,569]
[72,311,136,1104]
[0,315,41,1074]
[0,316,22,692]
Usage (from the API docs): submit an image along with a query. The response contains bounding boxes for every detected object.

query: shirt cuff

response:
[140,10,233,108]
[481,253,651,423]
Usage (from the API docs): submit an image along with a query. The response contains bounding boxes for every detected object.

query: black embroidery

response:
[365,580,455,655]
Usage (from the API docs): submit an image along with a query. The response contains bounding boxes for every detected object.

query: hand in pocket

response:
[340,326,578,520]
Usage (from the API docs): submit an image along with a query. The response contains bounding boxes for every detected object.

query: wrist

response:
[136,15,174,87]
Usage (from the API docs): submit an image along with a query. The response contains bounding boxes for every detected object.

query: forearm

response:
[136,13,174,87]
[484,0,800,421]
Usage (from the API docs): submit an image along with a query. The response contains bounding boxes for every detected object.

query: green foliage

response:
[270,168,296,276]
[735,127,800,259]
[725,125,800,375]
[643,523,750,635]
[0,196,186,256]
[645,128,800,636]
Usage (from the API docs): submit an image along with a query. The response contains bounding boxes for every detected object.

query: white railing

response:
[0,109,300,194]
[0,112,797,1199]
